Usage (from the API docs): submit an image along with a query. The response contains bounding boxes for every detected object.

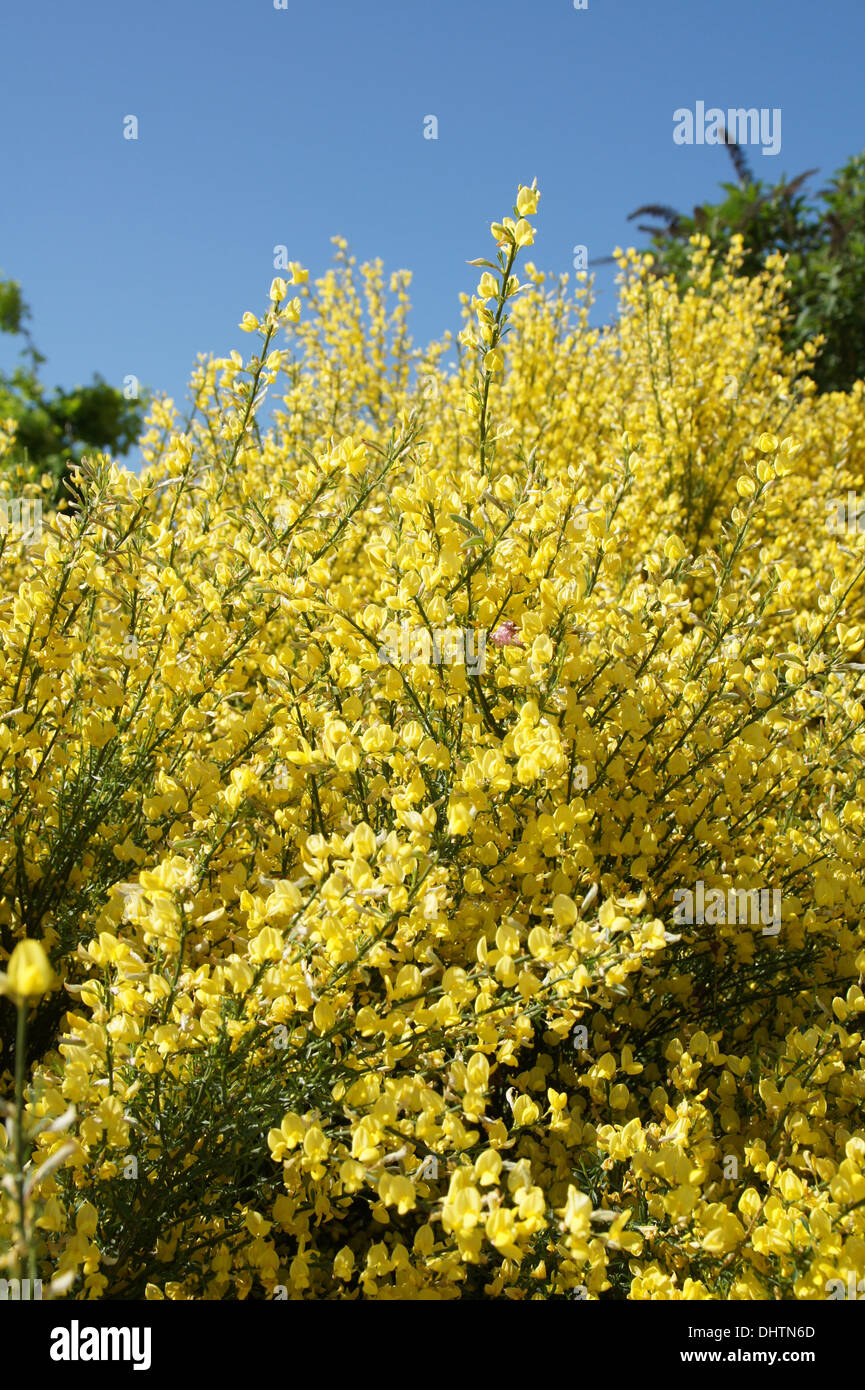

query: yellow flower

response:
[560,1186,592,1238]
[352,821,376,859]
[552,894,578,927]
[513,219,535,247]
[249,926,283,962]
[531,634,554,664]
[485,1207,522,1260]
[512,1095,540,1126]
[699,1204,746,1255]
[447,799,473,836]
[483,346,504,374]
[76,1201,99,1237]
[267,1112,306,1161]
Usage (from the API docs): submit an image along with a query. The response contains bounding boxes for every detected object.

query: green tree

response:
[622,140,865,394]
[0,273,146,504]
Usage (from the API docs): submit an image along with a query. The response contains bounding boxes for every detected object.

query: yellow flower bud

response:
[3,939,56,1000]
[313,999,337,1033]
[516,186,539,217]
[609,1083,630,1110]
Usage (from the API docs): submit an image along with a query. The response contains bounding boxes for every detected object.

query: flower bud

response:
[516,186,539,217]
[4,939,56,1000]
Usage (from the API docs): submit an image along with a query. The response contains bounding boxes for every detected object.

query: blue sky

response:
[1,0,863,466]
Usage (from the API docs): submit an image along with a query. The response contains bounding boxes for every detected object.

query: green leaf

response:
[449,513,483,536]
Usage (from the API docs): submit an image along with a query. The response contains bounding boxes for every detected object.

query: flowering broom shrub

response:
[1,185,864,1301]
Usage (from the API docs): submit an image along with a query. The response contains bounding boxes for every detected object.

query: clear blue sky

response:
[1,0,863,466]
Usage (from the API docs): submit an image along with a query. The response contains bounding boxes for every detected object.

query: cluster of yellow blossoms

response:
[1,184,863,1300]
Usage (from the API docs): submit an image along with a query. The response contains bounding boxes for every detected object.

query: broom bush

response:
[0,185,863,1300]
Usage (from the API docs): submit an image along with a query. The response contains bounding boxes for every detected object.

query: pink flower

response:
[491,619,524,648]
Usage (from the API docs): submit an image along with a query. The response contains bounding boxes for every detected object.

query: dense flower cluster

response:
[1,185,864,1301]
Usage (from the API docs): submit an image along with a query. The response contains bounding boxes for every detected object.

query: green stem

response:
[13,998,29,1281]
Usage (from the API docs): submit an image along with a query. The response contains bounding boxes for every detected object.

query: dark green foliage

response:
[622,139,865,395]
[0,272,146,503]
